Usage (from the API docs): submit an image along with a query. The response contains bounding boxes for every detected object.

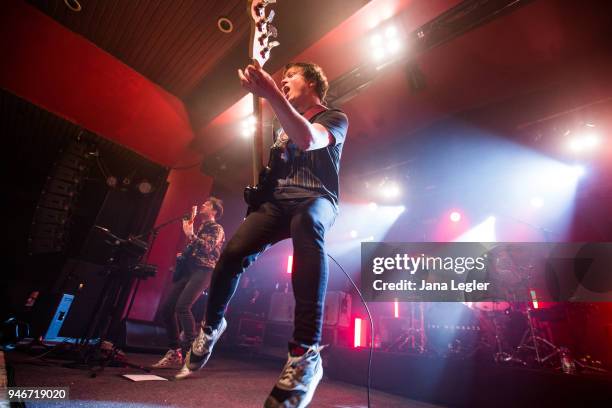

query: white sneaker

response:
[174,363,193,380]
[264,343,325,408]
[184,318,227,371]
[151,348,183,369]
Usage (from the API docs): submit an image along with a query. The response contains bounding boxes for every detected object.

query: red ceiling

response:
[0,1,194,167]
[195,0,612,178]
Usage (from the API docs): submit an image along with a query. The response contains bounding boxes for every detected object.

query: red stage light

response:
[354,318,362,348]
[286,255,293,274]
[530,289,539,309]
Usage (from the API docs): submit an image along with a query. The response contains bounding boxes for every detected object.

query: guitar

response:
[173,241,196,282]
[173,205,198,282]
[243,0,280,214]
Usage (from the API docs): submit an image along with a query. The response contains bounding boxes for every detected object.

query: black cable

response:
[95,154,108,179]
[327,254,373,408]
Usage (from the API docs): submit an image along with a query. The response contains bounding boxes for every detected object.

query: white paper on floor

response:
[122,374,168,381]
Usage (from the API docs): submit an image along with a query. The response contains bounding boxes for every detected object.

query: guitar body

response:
[172,253,189,282]
[173,246,192,282]
[244,164,276,214]
[243,185,267,215]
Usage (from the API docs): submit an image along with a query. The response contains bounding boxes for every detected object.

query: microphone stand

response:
[124,215,187,319]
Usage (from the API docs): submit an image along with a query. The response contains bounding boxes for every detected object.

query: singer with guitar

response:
[151,198,224,370]
[179,5,348,405]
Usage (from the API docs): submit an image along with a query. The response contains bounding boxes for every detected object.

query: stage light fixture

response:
[530,197,544,208]
[137,180,153,194]
[368,22,404,64]
[349,230,358,238]
[241,115,256,138]
[106,176,118,188]
[385,25,398,38]
[380,181,401,199]
[450,211,461,222]
[568,132,600,153]
[387,39,402,54]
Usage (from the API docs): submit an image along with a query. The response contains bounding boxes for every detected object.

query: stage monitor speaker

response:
[117,319,168,352]
[42,258,109,340]
[43,293,74,342]
[27,258,104,339]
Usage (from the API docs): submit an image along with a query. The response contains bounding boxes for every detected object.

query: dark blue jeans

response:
[161,266,212,350]
[205,196,337,345]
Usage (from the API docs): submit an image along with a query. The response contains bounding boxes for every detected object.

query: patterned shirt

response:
[184,220,224,269]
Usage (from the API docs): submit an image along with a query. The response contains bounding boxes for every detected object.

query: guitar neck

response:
[251,95,264,186]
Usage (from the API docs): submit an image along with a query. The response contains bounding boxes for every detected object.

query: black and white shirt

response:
[271,109,349,207]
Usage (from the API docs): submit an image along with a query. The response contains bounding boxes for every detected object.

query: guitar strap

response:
[271,104,329,145]
[302,104,328,122]
[267,104,330,167]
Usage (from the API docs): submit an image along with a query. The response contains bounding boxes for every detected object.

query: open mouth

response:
[282,86,290,96]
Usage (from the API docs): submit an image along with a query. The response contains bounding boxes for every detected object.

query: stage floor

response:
[5,348,443,408]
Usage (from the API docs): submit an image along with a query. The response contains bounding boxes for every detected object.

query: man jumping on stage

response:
[177,61,348,408]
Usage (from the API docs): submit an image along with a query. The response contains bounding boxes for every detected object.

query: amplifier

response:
[268,292,295,323]
[267,291,351,327]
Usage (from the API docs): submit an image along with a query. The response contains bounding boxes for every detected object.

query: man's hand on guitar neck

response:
[238,62,332,152]
[238,61,280,101]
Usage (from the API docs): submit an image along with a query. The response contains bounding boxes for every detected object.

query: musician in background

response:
[178,61,348,407]
[150,198,224,369]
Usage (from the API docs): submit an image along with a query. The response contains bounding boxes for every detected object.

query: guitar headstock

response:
[248,0,280,68]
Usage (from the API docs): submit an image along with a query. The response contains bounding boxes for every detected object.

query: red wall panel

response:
[0,1,192,167]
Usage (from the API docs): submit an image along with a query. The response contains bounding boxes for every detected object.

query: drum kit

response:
[382,299,606,374]
[381,245,608,374]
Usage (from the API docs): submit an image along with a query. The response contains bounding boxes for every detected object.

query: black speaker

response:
[28,141,93,254]
[117,319,168,352]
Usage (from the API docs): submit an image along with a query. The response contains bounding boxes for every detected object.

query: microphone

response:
[182,205,199,221]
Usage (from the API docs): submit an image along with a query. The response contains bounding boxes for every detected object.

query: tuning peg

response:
[266,10,276,23]
[260,41,279,59]
[258,25,278,45]
[255,0,276,14]
[268,24,278,38]
[266,40,280,52]
[256,10,275,30]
